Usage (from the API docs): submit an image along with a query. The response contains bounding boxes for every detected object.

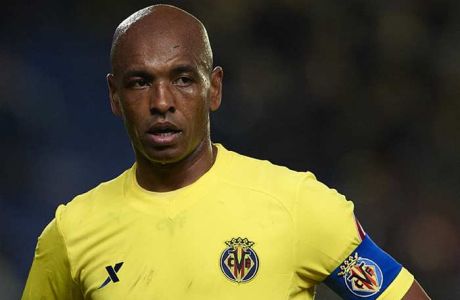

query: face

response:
[107,25,223,166]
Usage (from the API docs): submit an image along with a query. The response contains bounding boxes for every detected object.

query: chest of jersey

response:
[68,187,310,299]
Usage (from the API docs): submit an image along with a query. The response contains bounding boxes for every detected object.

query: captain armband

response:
[324,235,403,300]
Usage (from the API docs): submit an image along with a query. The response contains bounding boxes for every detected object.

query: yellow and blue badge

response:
[324,235,402,299]
[338,253,383,296]
[220,237,259,283]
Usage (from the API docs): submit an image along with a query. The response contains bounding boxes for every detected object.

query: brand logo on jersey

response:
[98,262,124,289]
[220,237,259,283]
[338,253,383,297]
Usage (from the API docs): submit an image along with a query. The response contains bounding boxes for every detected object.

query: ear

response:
[107,73,123,118]
[209,66,223,112]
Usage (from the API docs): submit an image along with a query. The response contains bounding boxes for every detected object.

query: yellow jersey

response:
[22,144,413,299]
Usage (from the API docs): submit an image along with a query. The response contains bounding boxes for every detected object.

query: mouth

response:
[146,122,182,145]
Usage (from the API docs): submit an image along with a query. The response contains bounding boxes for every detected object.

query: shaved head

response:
[106,4,223,175]
[110,5,213,74]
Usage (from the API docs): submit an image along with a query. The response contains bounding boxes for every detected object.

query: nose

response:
[149,81,175,115]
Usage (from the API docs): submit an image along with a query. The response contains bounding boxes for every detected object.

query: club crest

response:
[220,237,259,283]
[338,252,383,297]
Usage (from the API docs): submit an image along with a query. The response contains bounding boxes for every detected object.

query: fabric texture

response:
[22,144,413,299]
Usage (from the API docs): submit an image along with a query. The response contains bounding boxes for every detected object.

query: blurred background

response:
[1,0,459,298]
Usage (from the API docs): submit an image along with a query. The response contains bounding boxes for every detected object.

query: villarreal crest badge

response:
[338,252,383,297]
[220,237,259,283]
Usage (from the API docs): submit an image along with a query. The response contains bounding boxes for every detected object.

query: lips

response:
[146,122,182,145]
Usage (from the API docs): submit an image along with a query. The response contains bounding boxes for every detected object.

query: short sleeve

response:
[294,172,362,287]
[293,173,414,299]
[22,206,83,300]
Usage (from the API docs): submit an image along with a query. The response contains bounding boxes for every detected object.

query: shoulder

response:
[216,145,338,212]
[69,167,130,204]
[54,167,132,230]
[217,145,310,197]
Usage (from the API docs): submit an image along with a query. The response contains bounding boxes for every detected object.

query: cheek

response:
[119,98,149,138]
[180,101,209,136]
[122,116,141,143]
[176,89,209,120]
[194,105,211,139]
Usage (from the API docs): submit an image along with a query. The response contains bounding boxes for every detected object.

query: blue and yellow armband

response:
[324,235,413,299]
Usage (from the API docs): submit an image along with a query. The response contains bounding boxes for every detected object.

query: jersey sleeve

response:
[22,206,83,300]
[294,173,414,299]
[294,172,363,286]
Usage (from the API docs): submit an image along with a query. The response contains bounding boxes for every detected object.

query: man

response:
[22,4,430,299]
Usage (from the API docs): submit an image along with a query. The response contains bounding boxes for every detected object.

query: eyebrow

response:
[170,64,199,76]
[121,70,152,81]
[119,64,201,82]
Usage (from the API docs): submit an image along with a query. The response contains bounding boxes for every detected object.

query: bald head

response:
[110,5,213,74]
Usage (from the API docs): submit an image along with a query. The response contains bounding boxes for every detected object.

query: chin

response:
[135,139,206,167]
[143,148,187,166]
[151,156,182,166]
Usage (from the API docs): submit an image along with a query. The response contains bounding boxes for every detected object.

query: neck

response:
[135,140,217,192]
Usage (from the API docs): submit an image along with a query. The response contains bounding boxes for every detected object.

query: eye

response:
[127,78,150,89]
[174,76,193,87]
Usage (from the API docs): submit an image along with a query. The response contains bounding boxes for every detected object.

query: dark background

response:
[1,1,459,299]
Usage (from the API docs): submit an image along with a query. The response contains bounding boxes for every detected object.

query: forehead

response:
[113,23,206,74]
